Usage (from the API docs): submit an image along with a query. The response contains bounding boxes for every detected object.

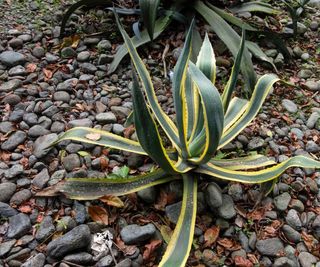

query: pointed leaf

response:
[139,0,160,40]
[188,62,224,163]
[221,29,246,112]
[159,174,197,267]
[219,74,279,149]
[131,69,177,174]
[114,12,180,151]
[109,15,171,74]
[194,1,256,91]
[196,155,320,183]
[53,127,147,155]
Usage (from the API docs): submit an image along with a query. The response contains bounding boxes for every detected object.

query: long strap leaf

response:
[188,62,224,163]
[61,169,174,200]
[194,1,256,91]
[114,12,181,151]
[139,0,160,40]
[210,154,276,170]
[131,69,177,174]
[221,29,246,112]
[109,15,171,74]
[173,19,194,158]
[159,174,197,267]
[219,74,279,149]
[196,155,320,183]
[53,127,147,155]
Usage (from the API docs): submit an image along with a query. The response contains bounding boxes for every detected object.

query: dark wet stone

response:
[47,225,91,258]
[0,51,26,67]
[0,239,16,257]
[21,253,46,267]
[120,224,156,245]
[63,252,93,265]
[256,238,284,257]
[1,131,27,151]
[35,216,55,242]
[7,213,32,239]
[0,183,17,203]
[33,133,58,158]
[10,189,32,206]
[0,202,18,217]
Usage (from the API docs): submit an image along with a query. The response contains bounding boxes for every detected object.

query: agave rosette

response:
[44,17,320,267]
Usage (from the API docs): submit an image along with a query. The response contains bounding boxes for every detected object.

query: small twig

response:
[162,42,170,78]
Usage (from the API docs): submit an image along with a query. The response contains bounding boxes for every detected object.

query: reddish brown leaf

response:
[43,68,53,79]
[26,63,37,73]
[247,208,265,221]
[234,256,253,267]
[99,195,124,208]
[100,157,109,170]
[18,205,32,214]
[88,206,109,225]
[116,237,138,256]
[204,226,220,247]
[143,239,162,261]
[124,125,135,139]
[217,238,241,251]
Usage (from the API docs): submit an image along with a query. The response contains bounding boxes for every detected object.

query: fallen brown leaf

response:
[100,195,124,208]
[88,206,109,225]
[43,68,53,79]
[143,239,162,261]
[204,226,220,248]
[26,63,37,73]
[234,256,253,267]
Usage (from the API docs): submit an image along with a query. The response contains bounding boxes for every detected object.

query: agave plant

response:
[41,16,320,267]
[59,0,287,91]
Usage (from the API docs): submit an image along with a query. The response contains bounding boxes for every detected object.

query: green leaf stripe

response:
[131,69,177,174]
[159,174,197,267]
[61,169,175,200]
[219,74,279,148]
[54,127,147,155]
[188,62,224,163]
[114,13,181,150]
[196,155,320,183]
[210,154,276,170]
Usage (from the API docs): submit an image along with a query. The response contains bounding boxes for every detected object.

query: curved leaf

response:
[114,13,181,151]
[223,97,248,133]
[139,0,160,40]
[206,3,257,31]
[210,154,276,170]
[159,174,197,267]
[221,29,246,112]
[188,62,224,163]
[131,69,177,174]
[109,15,172,74]
[230,1,280,15]
[196,155,320,183]
[53,127,147,155]
[219,74,279,149]
[61,169,175,199]
[173,19,194,158]
[194,1,256,91]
